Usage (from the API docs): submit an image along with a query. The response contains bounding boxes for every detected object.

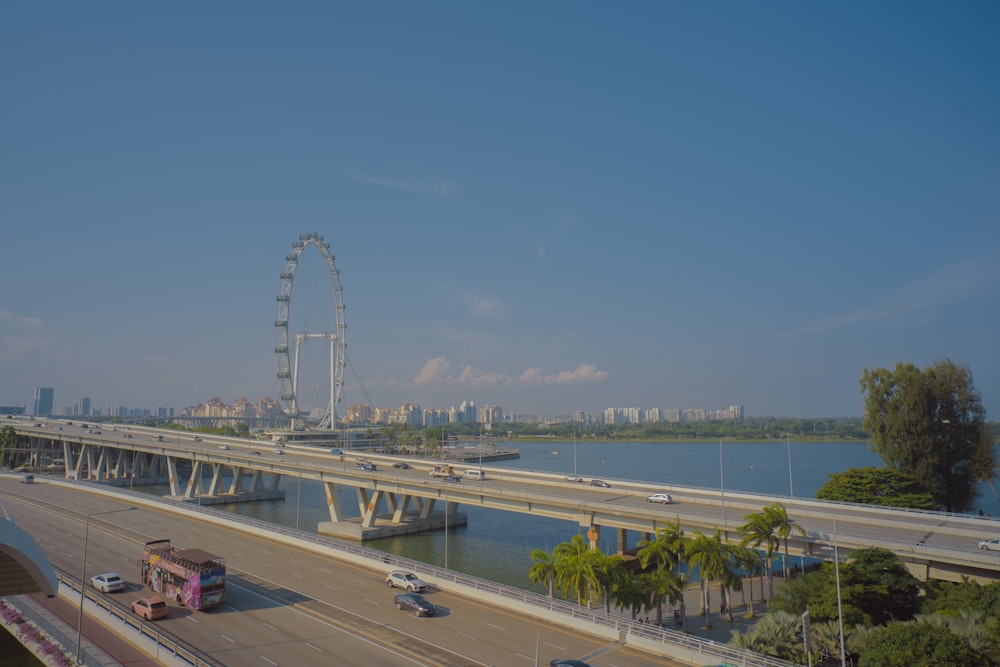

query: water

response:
[140,441,1000,593]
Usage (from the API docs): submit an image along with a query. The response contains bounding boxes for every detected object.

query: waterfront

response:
[170,440,1000,594]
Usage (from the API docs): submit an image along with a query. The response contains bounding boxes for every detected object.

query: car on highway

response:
[131,595,168,620]
[357,460,376,471]
[249,451,261,456]
[329,448,344,455]
[564,474,583,483]
[393,592,435,617]
[90,572,126,593]
[590,479,611,488]
[192,436,201,442]
[386,570,428,592]
[273,448,285,455]
[444,474,462,483]
[392,462,410,469]
[219,445,230,450]
[646,493,674,504]
[550,660,592,667]
[978,538,1000,551]
[20,474,34,484]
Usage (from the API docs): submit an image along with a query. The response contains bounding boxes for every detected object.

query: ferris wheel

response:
[275,233,346,430]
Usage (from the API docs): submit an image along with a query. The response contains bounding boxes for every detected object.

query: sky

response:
[1,2,999,419]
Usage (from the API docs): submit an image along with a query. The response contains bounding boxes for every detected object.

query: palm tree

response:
[554,534,599,607]
[739,510,781,602]
[686,529,730,628]
[528,546,558,598]
[589,550,625,614]
[763,503,806,579]
[612,574,651,620]
[729,544,763,618]
[644,568,686,627]
[636,518,689,627]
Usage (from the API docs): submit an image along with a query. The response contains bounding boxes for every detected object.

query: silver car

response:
[91,572,126,593]
[386,570,427,592]
[978,538,1000,551]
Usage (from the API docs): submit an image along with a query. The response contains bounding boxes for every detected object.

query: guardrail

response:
[54,478,795,667]
[57,569,225,667]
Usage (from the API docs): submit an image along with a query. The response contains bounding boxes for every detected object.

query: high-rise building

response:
[80,397,91,417]
[33,387,54,416]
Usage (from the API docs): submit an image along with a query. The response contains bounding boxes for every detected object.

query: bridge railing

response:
[58,478,796,667]
[56,569,225,667]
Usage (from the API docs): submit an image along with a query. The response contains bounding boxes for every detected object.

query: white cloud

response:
[518,363,608,385]
[349,169,456,196]
[413,357,607,387]
[782,255,1000,337]
[0,309,43,328]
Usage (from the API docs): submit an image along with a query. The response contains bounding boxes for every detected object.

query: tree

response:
[856,621,981,667]
[842,547,922,625]
[528,547,558,598]
[612,574,651,621]
[636,518,689,627]
[553,534,599,606]
[860,359,995,512]
[762,503,805,579]
[686,529,734,628]
[816,466,937,509]
[1,425,17,468]
[589,550,625,614]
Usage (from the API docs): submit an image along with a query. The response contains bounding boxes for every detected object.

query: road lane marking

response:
[458,632,477,640]
[304,642,323,652]
[260,656,277,666]
[224,605,239,612]
[486,622,507,631]
[543,641,565,651]
[220,634,236,643]
[186,616,200,623]
[262,622,278,631]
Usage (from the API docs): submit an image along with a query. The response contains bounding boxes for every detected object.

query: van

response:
[464,469,486,481]
[21,474,34,484]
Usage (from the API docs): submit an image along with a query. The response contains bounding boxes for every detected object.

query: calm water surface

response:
[151,441,1000,592]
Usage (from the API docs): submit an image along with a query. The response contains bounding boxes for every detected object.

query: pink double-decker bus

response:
[139,539,226,610]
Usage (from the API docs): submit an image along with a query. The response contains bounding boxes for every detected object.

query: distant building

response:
[33,387,54,416]
[0,406,25,416]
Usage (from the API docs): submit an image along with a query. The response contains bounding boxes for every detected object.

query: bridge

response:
[7,416,1000,585]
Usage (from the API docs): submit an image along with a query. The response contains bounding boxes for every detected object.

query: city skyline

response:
[2,4,998,419]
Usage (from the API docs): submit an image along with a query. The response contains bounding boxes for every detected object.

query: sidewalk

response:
[626,576,774,646]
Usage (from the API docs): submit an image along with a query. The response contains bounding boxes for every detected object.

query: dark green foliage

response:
[922,578,1000,619]
[816,466,937,509]
[857,621,982,667]
[861,359,995,512]
[772,548,920,626]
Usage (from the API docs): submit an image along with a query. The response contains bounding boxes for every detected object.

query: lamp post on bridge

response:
[821,520,847,667]
[77,506,136,665]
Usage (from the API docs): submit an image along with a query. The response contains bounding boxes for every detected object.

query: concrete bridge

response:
[7,417,1000,585]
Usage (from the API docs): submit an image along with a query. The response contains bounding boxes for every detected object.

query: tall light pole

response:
[77,507,136,665]
[822,521,847,667]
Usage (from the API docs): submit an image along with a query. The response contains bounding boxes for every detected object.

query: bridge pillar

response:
[324,481,345,522]
[584,524,600,551]
[392,495,412,523]
[616,527,628,555]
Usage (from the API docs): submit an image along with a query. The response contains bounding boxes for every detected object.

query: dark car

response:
[590,479,611,488]
[394,592,435,617]
[550,660,592,667]
[392,462,410,469]
[358,460,376,471]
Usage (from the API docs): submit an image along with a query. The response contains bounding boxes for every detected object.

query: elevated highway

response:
[8,417,1000,584]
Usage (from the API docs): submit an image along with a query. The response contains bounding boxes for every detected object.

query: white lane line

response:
[224,604,239,612]
[486,622,507,631]
[516,653,536,661]
[260,656,278,666]
[289,557,300,563]
[291,572,303,578]
[304,642,323,652]
[318,567,332,574]
[220,634,236,644]
[325,584,339,591]
[544,641,566,650]
[363,598,378,605]
[458,632,477,640]
[186,616,200,624]
[262,622,278,631]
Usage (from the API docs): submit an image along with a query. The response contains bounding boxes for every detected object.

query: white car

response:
[564,474,584,483]
[386,570,427,592]
[90,572,126,593]
[978,538,1000,551]
[647,493,674,504]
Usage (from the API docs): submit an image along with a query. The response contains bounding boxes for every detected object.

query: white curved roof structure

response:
[0,516,58,596]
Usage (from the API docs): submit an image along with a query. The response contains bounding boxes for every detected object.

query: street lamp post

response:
[77,507,136,665]
[821,521,847,667]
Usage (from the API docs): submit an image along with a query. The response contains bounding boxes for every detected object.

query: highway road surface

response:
[1,478,686,667]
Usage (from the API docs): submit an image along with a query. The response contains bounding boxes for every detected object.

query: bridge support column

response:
[616,527,628,555]
[392,495,412,523]
[584,524,600,551]
[324,482,345,522]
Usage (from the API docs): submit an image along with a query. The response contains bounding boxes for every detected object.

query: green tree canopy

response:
[860,359,995,512]
[856,621,982,667]
[816,466,937,510]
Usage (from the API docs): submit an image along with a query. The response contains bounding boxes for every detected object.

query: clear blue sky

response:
[2,2,998,419]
